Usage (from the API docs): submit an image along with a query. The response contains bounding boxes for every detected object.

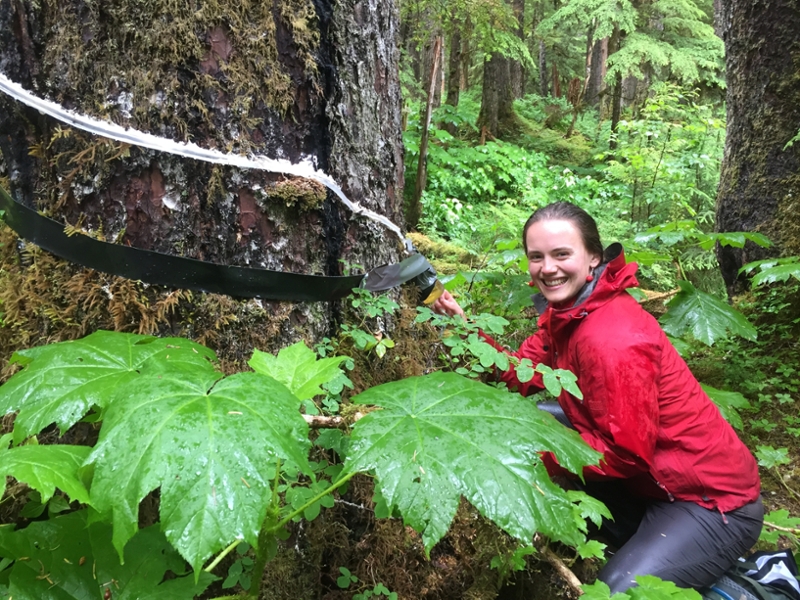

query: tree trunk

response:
[509,0,526,98]
[477,52,515,138]
[608,27,624,150]
[585,38,608,106]
[408,35,442,229]
[443,23,463,134]
[0,0,404,361]
[716,0,800,295]
[539,40,549,97]
[420,31,444,110]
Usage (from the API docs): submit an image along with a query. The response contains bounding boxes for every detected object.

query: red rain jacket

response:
[482,245,760,513]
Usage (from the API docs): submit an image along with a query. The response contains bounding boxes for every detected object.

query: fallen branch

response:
[533,535,584,596]
[302,412,364,429]
[764,521,800,536]
[541,545,584,596]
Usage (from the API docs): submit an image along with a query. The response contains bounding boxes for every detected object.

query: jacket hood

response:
[533,243,640,325]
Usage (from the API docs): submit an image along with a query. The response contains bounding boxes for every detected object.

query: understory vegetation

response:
[2,0,800,594]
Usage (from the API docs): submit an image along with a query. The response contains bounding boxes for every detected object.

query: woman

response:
[433,202,762,593]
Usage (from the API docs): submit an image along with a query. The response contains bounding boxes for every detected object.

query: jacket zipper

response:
[655,479,675,502]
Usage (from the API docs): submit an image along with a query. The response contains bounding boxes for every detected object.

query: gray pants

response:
[538,402,764,593]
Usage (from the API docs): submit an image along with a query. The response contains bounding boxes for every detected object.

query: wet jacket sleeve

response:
[570,336,662,479]
[478,329,551,397]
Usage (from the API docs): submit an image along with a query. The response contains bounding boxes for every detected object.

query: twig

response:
[541,545,584,596]
[533,535,584,595]
[639,289,680,305]
[764,521,800,536]
[302,412,364,429]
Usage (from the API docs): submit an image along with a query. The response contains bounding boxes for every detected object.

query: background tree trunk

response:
[477,52,515,138]
[509,0,526,98]
[716,0,800,295]
[443,23,463,134]
[0,0,404,362]
[585,38,608,106]
[539,40,549,97]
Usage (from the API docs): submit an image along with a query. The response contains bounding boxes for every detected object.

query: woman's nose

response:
[541,258,557,273]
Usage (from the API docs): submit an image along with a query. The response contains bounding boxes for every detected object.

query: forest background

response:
[0,0,799,599]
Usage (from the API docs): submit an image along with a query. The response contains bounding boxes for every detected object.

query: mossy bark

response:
[0,0,404,357]
[716,0,800,295]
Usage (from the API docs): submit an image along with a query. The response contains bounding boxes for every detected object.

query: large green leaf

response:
[86,366,311,572]
[0,331,216,444]
[248,341,347,401]
[0,444,91,504]
[344,372,601,553]
[700,384,750,430]
[660,280,757,345]
[0,510,215,599]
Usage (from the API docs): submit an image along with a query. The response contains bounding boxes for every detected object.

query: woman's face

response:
[525,219,601,305]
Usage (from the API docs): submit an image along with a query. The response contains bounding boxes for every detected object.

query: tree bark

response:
[585,38,608,106]
[443,23,463,135]
[716,0,800,295]
[408,35,442,229]
[509,0,526,98]
[539,40,549,97]
[0,0,404,361]
[477,52,515,138]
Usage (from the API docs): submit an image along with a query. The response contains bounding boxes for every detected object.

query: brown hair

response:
[522,202,604,259]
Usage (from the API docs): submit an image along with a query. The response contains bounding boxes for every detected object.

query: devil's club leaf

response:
[0,444,91,504]
[344,372,600,552]
[700,384,750,430]
[0,330,216,443]
[248,342,347,401]
[0,510,215,600]
[660,280,757,345]
[87,367,311,572]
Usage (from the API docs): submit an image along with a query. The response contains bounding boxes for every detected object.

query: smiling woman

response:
[433,201,763,595]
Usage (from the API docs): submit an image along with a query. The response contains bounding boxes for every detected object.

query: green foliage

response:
[87,364,312,572]
[0,441,91,504]
[760,510,800,545]
[755,446,791,469]
[0,330,214,444]
[700,384,750,430]
[248,341,348,402]
[741,256,800,286]
[660,280,757,345]
[0,510,215,599]
[222,543,255,590]
[602,85,726,229]
[582,575,702,599]
[344,372,601,553]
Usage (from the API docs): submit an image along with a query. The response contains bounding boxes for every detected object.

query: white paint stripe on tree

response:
[0,72,410,250]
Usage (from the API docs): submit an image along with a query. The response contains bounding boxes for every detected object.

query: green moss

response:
[262,178,327,211]
[40,0,320,151]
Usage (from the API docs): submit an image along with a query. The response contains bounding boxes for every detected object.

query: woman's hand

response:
[432,290,466,319]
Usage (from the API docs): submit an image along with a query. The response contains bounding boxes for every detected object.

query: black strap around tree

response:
[0,185,433,302]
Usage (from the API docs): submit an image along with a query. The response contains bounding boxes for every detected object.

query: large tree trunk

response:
[477,52,515,138]
[716,0,800,295]
[585,38,608,106]
[0,0,404,361]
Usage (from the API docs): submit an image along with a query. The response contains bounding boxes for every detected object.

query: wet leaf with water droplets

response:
[0,331,216,444]
[0,444,91,504]
[344,372,600,553]
[87,365,311,572]
[248,341,348,401]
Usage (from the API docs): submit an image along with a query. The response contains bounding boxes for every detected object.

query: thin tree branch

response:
[302,412,364,429]
[764,521,800,535]
[541,545,584,596]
